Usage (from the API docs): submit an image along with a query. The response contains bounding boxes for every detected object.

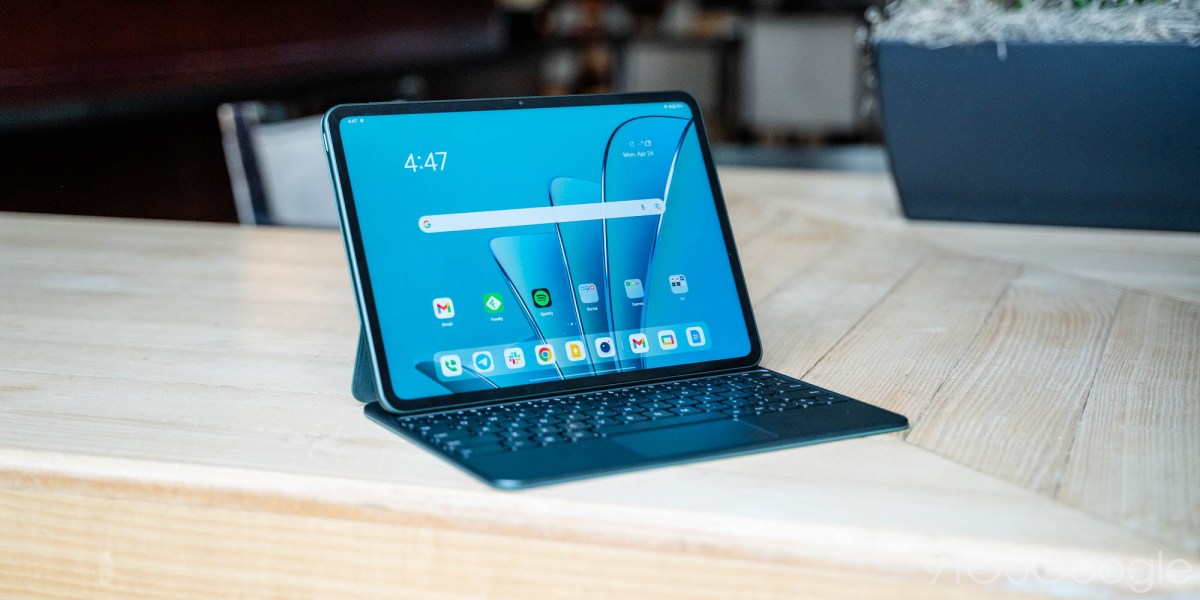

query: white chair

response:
[218,102,338,227]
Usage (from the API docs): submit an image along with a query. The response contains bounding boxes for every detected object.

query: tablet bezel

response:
[324,91,762,413]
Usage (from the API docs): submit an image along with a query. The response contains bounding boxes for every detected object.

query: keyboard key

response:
[456,433,502,447]
[430,429,471,442]
[781,389,822,400]
[457,443,507,459]
[506,439,533,451]
[419,421,451,433]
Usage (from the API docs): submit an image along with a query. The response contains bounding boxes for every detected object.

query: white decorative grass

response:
[869,0,1200,46]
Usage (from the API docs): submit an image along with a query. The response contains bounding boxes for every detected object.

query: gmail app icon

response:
[628,332,649,354]
[432,297,455,319]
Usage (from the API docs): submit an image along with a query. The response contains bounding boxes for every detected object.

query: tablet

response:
[323,92,761,413]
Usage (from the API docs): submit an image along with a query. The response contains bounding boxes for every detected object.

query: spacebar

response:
[597,412,728,437]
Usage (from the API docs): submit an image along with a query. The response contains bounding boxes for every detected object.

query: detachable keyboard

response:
[398,370,849,461]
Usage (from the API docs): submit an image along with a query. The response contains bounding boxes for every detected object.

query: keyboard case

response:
[352,328,379,403]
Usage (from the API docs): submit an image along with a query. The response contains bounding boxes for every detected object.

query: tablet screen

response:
[337,99,753,401]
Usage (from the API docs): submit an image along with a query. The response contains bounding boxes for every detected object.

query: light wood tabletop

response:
[2,168,1198,598]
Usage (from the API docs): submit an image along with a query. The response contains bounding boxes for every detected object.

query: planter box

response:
[875,40,1200,232]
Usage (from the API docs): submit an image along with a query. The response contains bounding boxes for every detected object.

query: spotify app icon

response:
[531,288,552,308]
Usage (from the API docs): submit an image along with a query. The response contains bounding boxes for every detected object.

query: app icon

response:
[658,330,678,350]
[628,333,649,354]
[535,344,555,365]
[565,340,587,362]
[595,336,616,358]
[472,351,494,373]
[483,293,504,313]
[624,278,644,299]
[686,326,706,347]
[439,354,462,377]
[432,297,455,319]
[669,274,688,294]
[532,288,552,308]
[503,347,525,369]
[578,283,599,304]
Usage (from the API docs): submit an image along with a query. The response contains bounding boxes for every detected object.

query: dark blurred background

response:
[0,0,884,224]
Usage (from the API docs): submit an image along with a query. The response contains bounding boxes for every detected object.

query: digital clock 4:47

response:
[405,152,448,172]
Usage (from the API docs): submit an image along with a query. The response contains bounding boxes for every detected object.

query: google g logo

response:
[420,219,432,230]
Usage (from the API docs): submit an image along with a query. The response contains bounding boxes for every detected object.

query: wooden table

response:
[2,168,1198,598]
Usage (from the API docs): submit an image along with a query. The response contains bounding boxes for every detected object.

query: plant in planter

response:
[867,0,1200,231]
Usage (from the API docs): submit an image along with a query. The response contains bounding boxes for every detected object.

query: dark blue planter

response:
[874,40,1200,232]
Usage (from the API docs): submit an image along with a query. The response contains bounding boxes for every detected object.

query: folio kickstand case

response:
[352,328,379,403]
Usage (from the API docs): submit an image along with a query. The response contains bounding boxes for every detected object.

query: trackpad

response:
[612,420,778,458]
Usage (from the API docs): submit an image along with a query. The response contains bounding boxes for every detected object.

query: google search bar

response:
[418,199,664,233]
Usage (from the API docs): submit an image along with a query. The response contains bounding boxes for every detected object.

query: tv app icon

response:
[657,330,677,350]
[594,336,616,358]
[439,354,462,377]
[471,351,494,373]
[686,326,706,347]
[535,344,555,365]
[432,297,455,319]
[669,274,688,294]
[503,347,525,369]
[628,332,649,354]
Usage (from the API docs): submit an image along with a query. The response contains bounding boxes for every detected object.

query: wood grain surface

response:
[1,167,1198,598]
